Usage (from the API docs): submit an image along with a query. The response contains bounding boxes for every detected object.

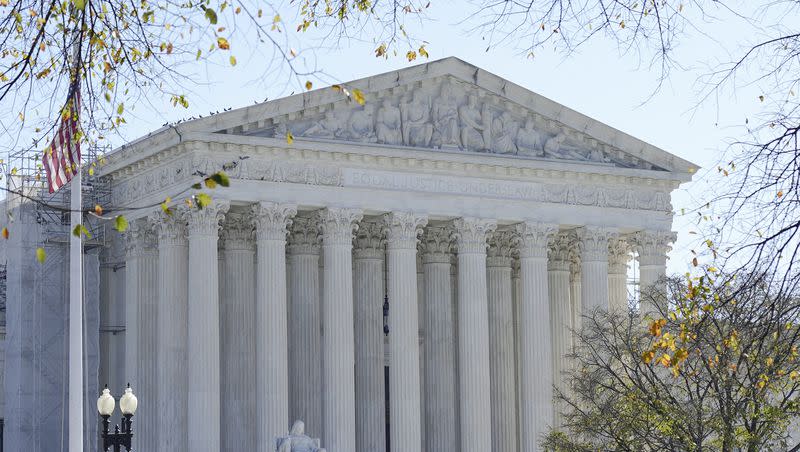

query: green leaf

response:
[205,7,218,24]
[191,182,202,190]
[210,171,230,187]
[72,0,86,10]
[114,215,129,232]
[117,103,124,115]
[204,178,217,189]
[72,223,92,239]
[36,247,46,264]
[196,193,212,209]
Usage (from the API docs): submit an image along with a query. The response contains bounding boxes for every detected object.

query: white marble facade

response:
[4,57,694,451]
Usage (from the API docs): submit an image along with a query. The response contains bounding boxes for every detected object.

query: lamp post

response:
[97,384,138,452]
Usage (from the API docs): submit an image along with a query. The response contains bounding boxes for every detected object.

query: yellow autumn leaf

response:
[778,190,784,198]
[229,55,237,66]
[286,131,294,144]
[217,37,230,50]
[305,81,313,90]
[419,46,429,58]
[352,88,365,105]
[36,247,46,263]
[1,227,8,239]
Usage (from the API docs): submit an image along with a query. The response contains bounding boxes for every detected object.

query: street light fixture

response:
[97,384,137,452]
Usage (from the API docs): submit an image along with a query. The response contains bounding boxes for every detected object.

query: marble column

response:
[318,207,363,451]
[516,221,557,452]
[578,227,617,313]
[353,221,386,452]
[288,217,323,437]
[384,212,428,452]
[150,210,189,452]
[632,230,676,317]
[453,217,496,452]
[186,201,228,452]
[420,226,458,452]
[252,202,297,449]
[512,258,522,452]
[487,231,517,452]
[547,232,573,429]
[220,213,256,452]
[123,221,158,452]
[608,237,632,313]
[568,242,582,338]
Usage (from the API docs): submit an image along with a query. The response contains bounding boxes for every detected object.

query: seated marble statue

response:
[516,118,544,157]
[401,91,433,147]
[276,420,326,452]
[492,112,517,154]
[338,106,376,142]
[431,82,460,148]
[375,99,402,145]
[458,94,487,151]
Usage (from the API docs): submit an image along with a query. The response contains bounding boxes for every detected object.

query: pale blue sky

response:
[110,1,786,274]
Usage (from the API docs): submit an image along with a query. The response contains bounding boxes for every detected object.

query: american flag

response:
[44,91,81,193]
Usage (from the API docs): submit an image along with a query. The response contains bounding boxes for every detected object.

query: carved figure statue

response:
[431,82,460,148]
[375,98,402,145]
[301,111,341,139]
[401,90,433,147]
[516,118,544,157]
[543,132,567,158]
[492,112,518,154]
[276,420,326,452]
[458,94,488,151]
[338,105,375,142]
[588,147,609,163]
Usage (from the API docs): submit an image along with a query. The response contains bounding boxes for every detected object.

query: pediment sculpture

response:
[276,420,326,452]
[260,77,659,170]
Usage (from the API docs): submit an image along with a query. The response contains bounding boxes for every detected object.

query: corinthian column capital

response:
[547,231,575,271]
[515,221,557,259]
[452,217,497,254]
[631,230,677,265]
[577,226,617,262]
[187,201,230,236]
[125,219,157,258]
[383,212,428,250]
[221,212,255,250]
[487,230,516,267]
[251,202,297,241]
[288,216,321,255]
[318,208,364,246]
[419,226,452,264]
[149,208,188,245]
[353,221,384,259]
[608,237,633,274]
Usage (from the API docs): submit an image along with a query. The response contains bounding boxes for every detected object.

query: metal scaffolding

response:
[5,146,111,249]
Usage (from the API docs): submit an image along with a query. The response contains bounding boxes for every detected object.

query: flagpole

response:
[69,160,83,451]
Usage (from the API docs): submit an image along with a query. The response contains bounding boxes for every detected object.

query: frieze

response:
[253,76,661,171]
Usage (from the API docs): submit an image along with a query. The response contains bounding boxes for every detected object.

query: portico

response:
[98,57,692,452]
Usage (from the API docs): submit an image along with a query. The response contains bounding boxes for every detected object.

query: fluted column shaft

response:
[579,227,616,313]
[487,231,517,452]
[319,208,363,451]
[633,231,676,317]
[608,237,632,312]
[353,221,386,452]
[516,221,557,452]
[186,202,228,452]
[288,217,323,437]
[568,246,582,338]
[252,202,297,449]
[124,221,158,452]
[152,212,188,452]
[548,232,574,429]
[384,212,428,452]
[453,217,497,452]
[220,214,256,451]
[421,227,458,452]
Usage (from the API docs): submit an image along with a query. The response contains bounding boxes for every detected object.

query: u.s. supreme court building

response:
[2,57,695,452]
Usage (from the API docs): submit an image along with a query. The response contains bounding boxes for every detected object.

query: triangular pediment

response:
[229,75,657,170]
[131,57,696,177]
